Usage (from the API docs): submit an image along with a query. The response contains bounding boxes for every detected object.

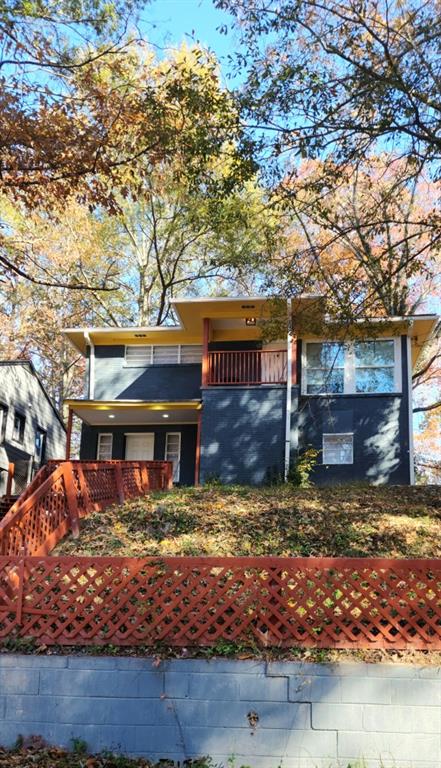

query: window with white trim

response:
[0,404,8,443]
[323,433,353,464]
[165,432,181,482]
[354,340,395,393]
[97,433,113,460]
[303,339,400,395]
[305,342,345,394]
[12,411,25,443]
[125,345,202,367]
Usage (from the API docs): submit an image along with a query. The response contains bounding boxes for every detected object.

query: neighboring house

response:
[63,297,438,486]
[0,361,66,495]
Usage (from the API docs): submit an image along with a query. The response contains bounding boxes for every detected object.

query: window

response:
[323,433,353,464]
[125,345,203,366]
[125,346,152,366]
[12,411,25,443]
[305,342,345,394]
[180,345,203,364]
[0,405,8,443]
[97,433,113,460]
[165,432,181,483]
[35,428,47,463]
[152,345,179,365]
[354,340,395,393]
[303,339,400,395]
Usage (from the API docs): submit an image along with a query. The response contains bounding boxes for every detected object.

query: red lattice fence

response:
[0,461,173,557]
[1,555,441,649]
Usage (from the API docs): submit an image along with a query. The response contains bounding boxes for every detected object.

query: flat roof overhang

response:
[65,400,202,427]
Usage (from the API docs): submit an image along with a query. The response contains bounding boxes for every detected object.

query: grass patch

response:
[54,484,441,559]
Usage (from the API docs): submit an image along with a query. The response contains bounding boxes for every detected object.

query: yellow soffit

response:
[65,400,202,411]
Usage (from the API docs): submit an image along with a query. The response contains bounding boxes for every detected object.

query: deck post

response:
[6,462,14,497]
[65,407,73,460]
[195,409,202,486]
[202,317,210,387]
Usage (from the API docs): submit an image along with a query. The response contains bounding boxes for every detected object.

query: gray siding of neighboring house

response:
[200,386,287,485]
[91,346,201,401]
[0,364,66,494]
[80,423,197,486]
[296,335,411,485]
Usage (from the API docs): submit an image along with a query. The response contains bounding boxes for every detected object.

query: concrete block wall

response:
[0,656,440,767]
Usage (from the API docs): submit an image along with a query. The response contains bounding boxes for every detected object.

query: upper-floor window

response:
[35,427,47,463]
[303,339,401,395]
[13,411,26,443]
[0,404,8,443]
[124,345,202,367]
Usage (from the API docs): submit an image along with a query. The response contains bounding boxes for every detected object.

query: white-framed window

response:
[323,433,354,464]
[97,433,113,460]
[354,340,396,393]
[180,345,203,364]
[165,432,181,483]
[124,345,202,367]
[125,345,153,366]
[305,342,345,394]
[0,404,8,443]
[12,411,26,443]
[303,338,401,395]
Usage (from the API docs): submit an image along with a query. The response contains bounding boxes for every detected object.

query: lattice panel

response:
[2,556,441,649]
[122,466,143,497]
[0,461,173,558]
[0,474,70,557]
[81,468,118,505]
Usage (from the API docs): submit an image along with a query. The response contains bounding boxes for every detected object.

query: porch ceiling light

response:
[162,413,169,418]
[245,317,257,326]
[108,414,115,419]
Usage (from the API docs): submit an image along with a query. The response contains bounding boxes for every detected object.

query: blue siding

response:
[296,336,411,485]
[92,346,201,400]
[200,386,286,485]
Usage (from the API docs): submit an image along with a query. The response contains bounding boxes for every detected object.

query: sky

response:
[137,0,241,83]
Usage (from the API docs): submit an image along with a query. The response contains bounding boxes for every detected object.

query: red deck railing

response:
[0,460,173,557]
[1,555,441,649]
[208,349,287,386]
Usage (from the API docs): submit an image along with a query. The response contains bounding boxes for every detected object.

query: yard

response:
[54,483,441,559]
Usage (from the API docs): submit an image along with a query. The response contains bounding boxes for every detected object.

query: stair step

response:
[0,495,19,518]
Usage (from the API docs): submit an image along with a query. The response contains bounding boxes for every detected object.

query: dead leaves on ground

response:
[54,484,441,559]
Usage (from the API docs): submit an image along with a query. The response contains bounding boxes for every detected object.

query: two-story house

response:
[0,360,66,495]
[63,297,438,486]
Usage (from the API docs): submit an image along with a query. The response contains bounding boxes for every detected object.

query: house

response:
[0,360,66,495]
[62,297,438,486]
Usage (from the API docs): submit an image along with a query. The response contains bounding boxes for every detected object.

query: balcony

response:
[207,349,287,386]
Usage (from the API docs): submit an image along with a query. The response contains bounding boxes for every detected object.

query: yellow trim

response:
[65,400,202,411]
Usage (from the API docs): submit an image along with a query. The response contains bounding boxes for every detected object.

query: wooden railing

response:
[207,349,287,386]
[0,460,173,557]
[1,555,441,649]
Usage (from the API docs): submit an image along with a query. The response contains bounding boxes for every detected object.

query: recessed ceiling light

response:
[108,414,115,419]
[162,414,169,418]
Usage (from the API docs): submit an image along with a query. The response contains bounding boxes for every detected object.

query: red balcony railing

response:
[207,349,287,386]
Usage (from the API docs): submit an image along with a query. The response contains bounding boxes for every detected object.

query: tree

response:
[217,0,441,174]
[1,6,255,287]
[114,171,278,326]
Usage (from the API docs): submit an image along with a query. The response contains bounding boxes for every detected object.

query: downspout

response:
[84,331,95,400]
[407,326,415,485]
[284,298,293,481]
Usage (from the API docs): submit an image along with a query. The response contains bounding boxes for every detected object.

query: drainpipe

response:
[84,331,95,400]
[407,326,415,485]
[284,298,293,481]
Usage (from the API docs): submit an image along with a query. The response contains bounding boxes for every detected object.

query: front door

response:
[125,433,155,460]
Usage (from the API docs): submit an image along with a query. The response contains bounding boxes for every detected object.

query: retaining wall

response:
[0,655,440,767]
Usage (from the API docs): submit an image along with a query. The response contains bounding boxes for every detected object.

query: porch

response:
[65,400,202,486]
